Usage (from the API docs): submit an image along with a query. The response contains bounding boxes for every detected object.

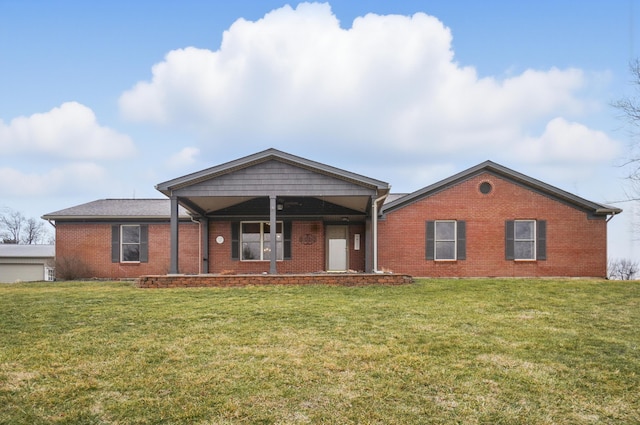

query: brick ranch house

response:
[43,148,621,279]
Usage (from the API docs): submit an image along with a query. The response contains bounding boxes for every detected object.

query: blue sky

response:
[1,0,639,260]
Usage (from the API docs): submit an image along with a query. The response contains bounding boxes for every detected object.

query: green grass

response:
[1,279,638,424]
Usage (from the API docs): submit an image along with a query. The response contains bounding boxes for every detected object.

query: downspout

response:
[372,192,389,273]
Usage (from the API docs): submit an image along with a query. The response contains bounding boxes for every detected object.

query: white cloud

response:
[167,146,200,168]
[119,2,619,167]
[0,163,108,197]
[516,117,621,164]
[0,102,136,160]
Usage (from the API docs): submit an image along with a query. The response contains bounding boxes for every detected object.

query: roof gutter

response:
[602,209,622,223]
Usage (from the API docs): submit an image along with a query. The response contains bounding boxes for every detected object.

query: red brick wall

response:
[377,172,609,278]
[137,273,413,288]
[55,221,199,279]
[55,219,368,278]
[348,223,366,272]
[208,220,367,274]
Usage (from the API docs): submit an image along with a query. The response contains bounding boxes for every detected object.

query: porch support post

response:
[365,194,376,273]
[200,217,209,274]
[170,195,179,274]
[365,217,372,273]
[269,195,277,274]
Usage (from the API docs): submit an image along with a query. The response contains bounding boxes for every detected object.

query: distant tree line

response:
[0,207,52,245]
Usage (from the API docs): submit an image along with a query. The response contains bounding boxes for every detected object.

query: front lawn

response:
[1,279,638,424]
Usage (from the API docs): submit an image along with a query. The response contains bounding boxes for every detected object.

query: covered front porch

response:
[155,149,391,275]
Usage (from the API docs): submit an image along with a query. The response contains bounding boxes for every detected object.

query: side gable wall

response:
[377,172,608,277]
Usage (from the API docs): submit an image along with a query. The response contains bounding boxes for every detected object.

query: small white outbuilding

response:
[0,245,55,283]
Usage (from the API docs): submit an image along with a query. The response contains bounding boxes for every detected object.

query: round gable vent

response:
[479,181,493,194]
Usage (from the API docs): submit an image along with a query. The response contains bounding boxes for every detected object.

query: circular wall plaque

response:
[216,236,224,244]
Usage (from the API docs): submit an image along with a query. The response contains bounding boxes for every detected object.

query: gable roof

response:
[156,148,390,194]
[381,160,622,217]
[155,148,391,216]
[42,199,191,221]
[0,244,55,258]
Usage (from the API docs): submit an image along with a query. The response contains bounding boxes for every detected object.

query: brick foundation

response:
[136,273,413,288]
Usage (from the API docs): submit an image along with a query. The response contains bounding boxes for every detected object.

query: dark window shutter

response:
[139,225,149,263]
[283,221,292,260]
[231,222,239,260]
[536,220,547,260]
[457,221,466,260]
[426,221,435,260]
[111,225,120,263]
[505,220,515,260]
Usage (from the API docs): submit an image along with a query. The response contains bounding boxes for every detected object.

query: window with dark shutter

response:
[425,221,435,260]
[231,222,240,260]
[505,220,515,260]
[139,225,149,263]
[284,221,292,260]
[426,220,465,261]
[456,221,466,260]
[536,220,547,260]
[112,224,148,263]
[506,220,546,261]
[111,225,120,263]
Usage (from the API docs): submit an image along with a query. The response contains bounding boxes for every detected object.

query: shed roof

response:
[381,160,622,217]
[0,244,55,258]
[42,199,190,221]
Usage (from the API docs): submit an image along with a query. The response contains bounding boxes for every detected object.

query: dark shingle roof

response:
[42,199,190,220]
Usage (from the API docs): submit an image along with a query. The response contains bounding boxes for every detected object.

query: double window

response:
[241,221,283,261]
[426,220,466,261]
[231,221,292,261]
[111,224,148,263]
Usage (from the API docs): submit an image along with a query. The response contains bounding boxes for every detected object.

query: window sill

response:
[240,260,284,263]
[513,259,536,262]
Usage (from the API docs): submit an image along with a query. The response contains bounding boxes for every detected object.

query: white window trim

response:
[240,221,284,262]
[514,220,536,261]
[434,220,457,261]
[121,224,141,263]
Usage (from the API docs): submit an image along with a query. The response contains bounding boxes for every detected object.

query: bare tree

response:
[608,258,639,280]
[613,59,640,191]
[0,207,51,244]
[23,217,47,245]
[0,208,24,243]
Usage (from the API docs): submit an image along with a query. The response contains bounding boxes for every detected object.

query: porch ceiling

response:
[179,195,372,216]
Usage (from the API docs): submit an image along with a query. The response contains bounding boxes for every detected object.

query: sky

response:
[1,0,639,261]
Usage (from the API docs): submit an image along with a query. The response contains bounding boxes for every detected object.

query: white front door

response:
[327,225,348,272]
